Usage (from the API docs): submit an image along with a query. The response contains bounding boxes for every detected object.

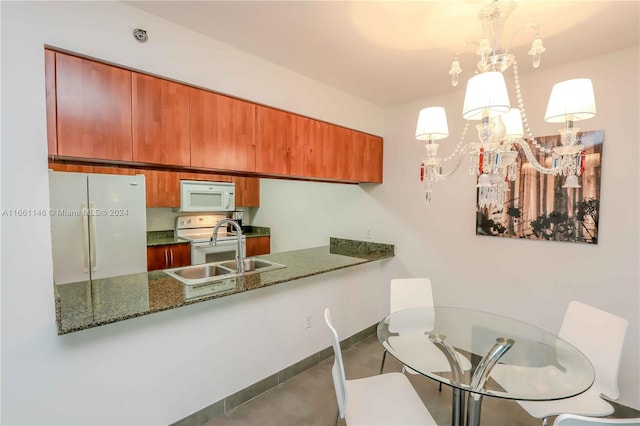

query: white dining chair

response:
[380,278,472,380]
[516,301,629,426]
[324,308,437,426]
[553,413,640,426]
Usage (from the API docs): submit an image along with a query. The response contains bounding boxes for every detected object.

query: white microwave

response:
[178,180,235,212]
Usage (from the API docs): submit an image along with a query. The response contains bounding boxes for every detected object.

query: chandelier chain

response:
[512,60,552,154]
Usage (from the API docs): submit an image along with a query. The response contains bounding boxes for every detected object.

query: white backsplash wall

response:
[146,208,180,231]
[146,207,258,232]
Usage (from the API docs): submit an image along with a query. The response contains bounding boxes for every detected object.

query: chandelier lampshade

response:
[462,71,511,120]
[502,108,524,138]
[544,78,596,123]
[416,107,449,141]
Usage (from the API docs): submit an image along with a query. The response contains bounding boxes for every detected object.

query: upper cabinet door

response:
[55,52,132,161]
[132,72,190,166]
[302,118,333,179]
[256,106,305,176]
[190,88,256,172]
[352,132,383,183]
[328,126,356,181]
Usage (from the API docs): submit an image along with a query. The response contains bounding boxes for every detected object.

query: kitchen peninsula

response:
[54,238,394,335]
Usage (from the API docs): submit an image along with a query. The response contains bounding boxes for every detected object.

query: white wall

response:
[1,2,638,425]
[381,47,640,408]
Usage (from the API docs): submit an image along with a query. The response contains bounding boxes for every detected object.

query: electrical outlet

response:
[366,228,372,240]
[305,315,312,329]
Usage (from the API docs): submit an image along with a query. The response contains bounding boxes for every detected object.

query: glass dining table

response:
[377,307,595,426]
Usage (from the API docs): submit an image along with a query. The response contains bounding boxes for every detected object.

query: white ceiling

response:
[126,1,640,107]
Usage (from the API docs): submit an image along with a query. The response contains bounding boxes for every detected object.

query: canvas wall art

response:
[476,130,603,244]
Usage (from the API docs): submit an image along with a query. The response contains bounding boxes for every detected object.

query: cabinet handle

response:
[89,202,97,272]
[164,248,168,267]
[81,202,89,273]
[170,248,174,267]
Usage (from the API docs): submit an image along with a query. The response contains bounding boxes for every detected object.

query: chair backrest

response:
[553,413,640,426]
[324,308,348,420]
[559,301,628,400]
[390,278,434,313]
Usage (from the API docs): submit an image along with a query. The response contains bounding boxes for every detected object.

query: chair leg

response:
[379,349,387,374]
[439,382,442,392]
[333,407,339,426]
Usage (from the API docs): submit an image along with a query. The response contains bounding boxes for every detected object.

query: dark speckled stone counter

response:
[54,238,394,335]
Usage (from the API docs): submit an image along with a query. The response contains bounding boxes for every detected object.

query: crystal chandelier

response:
[417,0,597,208]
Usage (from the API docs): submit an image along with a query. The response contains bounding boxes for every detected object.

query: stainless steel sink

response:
[164,264,234,285]
[165,258,286,286]
[219,258,284,273]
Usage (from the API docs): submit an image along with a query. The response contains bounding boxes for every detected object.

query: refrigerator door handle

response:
[81,202,89,273]
[89,202,98,272]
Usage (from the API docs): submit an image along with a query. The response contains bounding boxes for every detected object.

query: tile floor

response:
[205,334,639,426]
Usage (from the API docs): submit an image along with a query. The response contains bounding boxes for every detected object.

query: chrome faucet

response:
[211,218,245,273]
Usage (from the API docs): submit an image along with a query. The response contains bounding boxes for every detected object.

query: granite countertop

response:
[54,237,394,335]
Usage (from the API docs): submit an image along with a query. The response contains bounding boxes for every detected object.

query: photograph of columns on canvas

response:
[476,130,603,244]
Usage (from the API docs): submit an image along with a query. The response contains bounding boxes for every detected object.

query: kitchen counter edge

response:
[54,237,394,335]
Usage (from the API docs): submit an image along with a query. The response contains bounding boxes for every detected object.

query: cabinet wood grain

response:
[132,73,190,166]
[232,176,260,207]
[302,118,334,179]
[55,52,132,161]
[180,172,232,182]
[352,132,383,183]
[328,126,354,181]
[143,170,181,208]
[45,49,57,156]
[48,163,94,173]
[256,106,305,176]
[190,88,256,172]
[246,236,270,257]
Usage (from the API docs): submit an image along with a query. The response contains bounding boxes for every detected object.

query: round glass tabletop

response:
[377,306,595,401]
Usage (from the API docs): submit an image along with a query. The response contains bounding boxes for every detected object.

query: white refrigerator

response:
[49,171,147,285]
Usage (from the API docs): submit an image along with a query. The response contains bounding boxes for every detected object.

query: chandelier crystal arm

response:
[433,143,477,178]
[511,138,555,175]
[505,23,540,53]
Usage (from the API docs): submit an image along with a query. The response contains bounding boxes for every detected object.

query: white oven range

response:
[175,214,246,265]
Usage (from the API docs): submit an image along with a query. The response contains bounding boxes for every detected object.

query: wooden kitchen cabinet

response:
[351,132,383,183]
[48,163,94,173]
[190,88,256,172]
[143,170,181,208]
[327,126,355,181]
[147,243,191,271]
[246,236,270,257]
[54,52,133,161]
[180,172,232,182]
[132,72,191,166]
[302,118,335,179]
[45,50,58,156]
[46,49,383,185]
[256,106,305,176]
[232,176,260,207]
